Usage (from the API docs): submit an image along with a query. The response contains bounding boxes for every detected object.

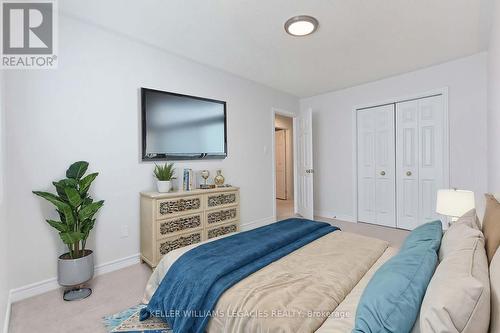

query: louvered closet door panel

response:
[396,101,420,229]
[418,95,444,223]
[357,110,376,223]
[357,105,396,226]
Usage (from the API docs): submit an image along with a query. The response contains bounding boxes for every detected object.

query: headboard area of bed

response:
[486,194,500,333]
[484,194,500,261]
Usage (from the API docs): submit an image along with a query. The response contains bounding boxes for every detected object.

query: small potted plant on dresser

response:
[33,161,104,301]
[154,162,176,193]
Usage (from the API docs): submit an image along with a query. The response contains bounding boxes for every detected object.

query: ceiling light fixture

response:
[284,15,319,37]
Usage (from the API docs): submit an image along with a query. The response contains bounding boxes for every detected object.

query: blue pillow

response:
[401,220,443,252]
[352,220,442,333]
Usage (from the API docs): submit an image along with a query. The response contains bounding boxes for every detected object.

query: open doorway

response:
[274,113,295,220]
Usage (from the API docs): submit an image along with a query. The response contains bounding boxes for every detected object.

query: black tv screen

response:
[141,88,227,160]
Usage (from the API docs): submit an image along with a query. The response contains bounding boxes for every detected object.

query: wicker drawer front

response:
[206,221,239,239]
[157,213,203,239]
[205,191,239,209]
[156,195,203,219]
[157,231,203,258]
[206,206,239,225]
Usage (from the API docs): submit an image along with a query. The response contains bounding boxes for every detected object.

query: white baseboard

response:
[240,216,275,231]
[9,253,140,304]
[3,293,11,333]
[314,210,356,223]
[94,253,140,276]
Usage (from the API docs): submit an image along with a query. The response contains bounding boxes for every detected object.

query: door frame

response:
[271,108,298,220]
[274,128,287,200]
[351,87,450,224]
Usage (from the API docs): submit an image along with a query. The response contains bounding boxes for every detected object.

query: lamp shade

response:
[436,189,475,218]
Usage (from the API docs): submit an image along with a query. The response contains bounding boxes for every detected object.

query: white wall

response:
[4,16,298,290]
[275,114,294,200]
[301,53,488,221]
[0,72,9,333]
[488,1,500,193]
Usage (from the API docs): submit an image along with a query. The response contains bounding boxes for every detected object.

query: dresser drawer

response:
[206,206,239,225]
[157,213,203,239]
[157,230,203,258]
[206,221,240,239]
[156,195,203,219]
[205,191,239,209]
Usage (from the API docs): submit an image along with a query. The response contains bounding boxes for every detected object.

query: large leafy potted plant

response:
[154,162,176,192]
[33,161,104,301]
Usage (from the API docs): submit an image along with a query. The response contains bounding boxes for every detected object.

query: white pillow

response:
[491,248,500,333]
[439,209,483,261]
[420,210,490,333]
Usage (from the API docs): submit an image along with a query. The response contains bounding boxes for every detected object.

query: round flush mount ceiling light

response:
[284,15,319,37]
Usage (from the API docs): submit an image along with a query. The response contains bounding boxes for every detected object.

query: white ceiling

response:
[61,0,493,97]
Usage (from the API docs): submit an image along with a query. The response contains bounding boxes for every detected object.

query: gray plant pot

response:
[58,250,94,287]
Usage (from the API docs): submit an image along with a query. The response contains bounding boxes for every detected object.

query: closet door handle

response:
[380,171,386,176]
[406,171,412,176]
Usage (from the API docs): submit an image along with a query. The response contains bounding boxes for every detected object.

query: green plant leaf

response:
[52,179,78,201]
[52,182,67,200]
[59,231,84,245]
[153,162,175,181]
[81,218,95,237]
[33,191,75,226]
[33,191,69,210]
[61,206,75,227]
[46,220,68,232]
[66,161,89,180]
[64,187,82,208]
[78,200,104,221]
[34,161,103,251]
[82,197,93,205]
[79,172,98,195]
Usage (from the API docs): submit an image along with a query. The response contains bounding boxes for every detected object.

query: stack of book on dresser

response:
[182,168,194,191]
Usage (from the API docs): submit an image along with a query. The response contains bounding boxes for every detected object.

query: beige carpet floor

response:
[8,217,409,333]
[317,217,410,248]
[9,263,152,333]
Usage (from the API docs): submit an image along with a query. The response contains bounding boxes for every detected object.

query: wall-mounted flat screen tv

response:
[141,88,227,161]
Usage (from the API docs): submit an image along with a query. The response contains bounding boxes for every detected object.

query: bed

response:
[141,195,500,333]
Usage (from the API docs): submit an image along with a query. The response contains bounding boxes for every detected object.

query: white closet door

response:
[396,95,444,230]
[357,105,396,227]
[357,110,376,223]
[396,101,420,229]
[418,96,444,223]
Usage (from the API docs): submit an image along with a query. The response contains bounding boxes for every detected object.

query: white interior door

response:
[357,105,396,227]
[396,101,420,229]
[357,110,376,223]
[275,129,287,200]
[374,106,396,227]
[297,109,314,220]
[397,95,444,230]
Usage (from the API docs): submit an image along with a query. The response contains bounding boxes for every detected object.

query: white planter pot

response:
[157,180,171,193]
[58,250,94,287]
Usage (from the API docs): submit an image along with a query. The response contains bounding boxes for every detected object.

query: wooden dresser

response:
[140,187,240,267]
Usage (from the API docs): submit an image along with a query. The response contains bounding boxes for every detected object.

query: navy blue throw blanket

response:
[140,218,339,333]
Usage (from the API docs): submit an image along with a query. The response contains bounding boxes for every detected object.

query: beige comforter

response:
[145,231,389,333]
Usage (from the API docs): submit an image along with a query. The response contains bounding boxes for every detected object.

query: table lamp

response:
[436,189,475,223]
